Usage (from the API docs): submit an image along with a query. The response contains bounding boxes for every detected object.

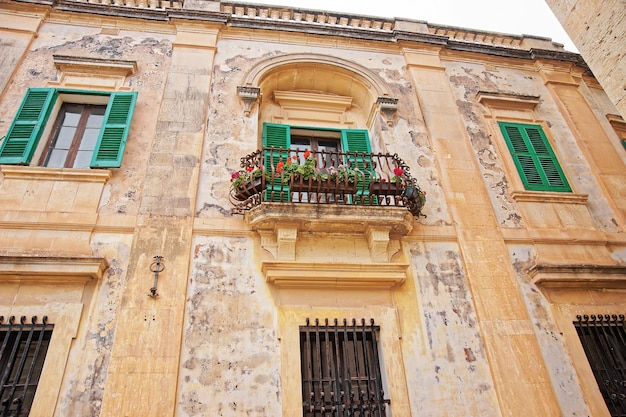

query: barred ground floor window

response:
[574,314,626,417]
[300,318,390,417]
[0,316,53,417]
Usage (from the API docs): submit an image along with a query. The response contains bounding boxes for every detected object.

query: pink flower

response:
[393,167,403,176]
[230,172,240,182]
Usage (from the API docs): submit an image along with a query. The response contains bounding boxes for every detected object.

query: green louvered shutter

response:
[262,123,291,202]
[341,129,376,204]
[90,91,137,168]
[0,88,57,165]
[498,122,571,192]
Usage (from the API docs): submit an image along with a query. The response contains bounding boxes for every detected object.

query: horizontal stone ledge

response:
[528,263,626,289]
[262,261,409,289]
[0,255,109,283]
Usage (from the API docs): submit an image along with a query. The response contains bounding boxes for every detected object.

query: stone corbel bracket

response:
[377,96,399,126]
[237,85,261,116]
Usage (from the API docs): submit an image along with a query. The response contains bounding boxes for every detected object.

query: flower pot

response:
[404,186,425,215]
[290,177,357,194]
[232,177,265,201]
[369,181,403,195]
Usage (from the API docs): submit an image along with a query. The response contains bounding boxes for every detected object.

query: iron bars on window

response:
[0,315,53,417]
[574,314,626,417]
[300,318,390,417]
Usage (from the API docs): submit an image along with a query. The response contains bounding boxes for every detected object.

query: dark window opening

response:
[300,318,389,417]
[574,314,626,417]
[0,316,53,417]
[40,103,106,169]
[291,134,343,203]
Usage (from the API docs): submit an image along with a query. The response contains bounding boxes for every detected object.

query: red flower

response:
[246,166,254,172]
[303,150,311,159]
[276,161,285,173]
[230,172,240,182]
[393,167,403,176]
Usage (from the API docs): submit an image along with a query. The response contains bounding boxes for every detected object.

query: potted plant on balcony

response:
[230,166,268,201]
[369,167,404,195]
[282,151,358,194]
[404,183,426,216]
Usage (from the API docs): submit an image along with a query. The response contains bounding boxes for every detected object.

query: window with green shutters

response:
[261,123,375,202]
[498,121,571,192]
[0,88,137,168]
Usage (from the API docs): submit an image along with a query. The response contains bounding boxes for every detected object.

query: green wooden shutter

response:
[90,91,137,168]
[341,129,376,204]
[498,122,571,192]
[262,123,291,202]
[0,88,57,165]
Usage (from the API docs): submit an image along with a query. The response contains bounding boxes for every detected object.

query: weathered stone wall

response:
[406,241,500,416]
[179,236,281,416]
[1,2,625,416]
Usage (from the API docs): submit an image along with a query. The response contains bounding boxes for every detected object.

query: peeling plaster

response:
[447,64,524,228]
[509,245,592,417]
[406,242,499,417]
[178,237,280,416]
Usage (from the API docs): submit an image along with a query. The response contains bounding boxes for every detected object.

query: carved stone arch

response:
[238,53,396,127]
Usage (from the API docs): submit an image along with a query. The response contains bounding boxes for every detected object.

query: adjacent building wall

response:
[546,0,626,118]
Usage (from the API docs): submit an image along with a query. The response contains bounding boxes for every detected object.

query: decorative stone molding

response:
[376,96,399,126]
[53,54,137,76]
[366,226,392,263]
[510,191,588,204]
[276,225,298,261]
[246,203,412,287]
[60,0,181,10]
[223,3,394,32]
[237,85,261,116]
[51,54,137,90]
[246,203,413,235]
[477,91,540,110]
[0,165,111,183]
[529,263,626,290]
[607,114,626,140]
[0,255,109,284]
[274,90,353,112]
[261,261,408,289]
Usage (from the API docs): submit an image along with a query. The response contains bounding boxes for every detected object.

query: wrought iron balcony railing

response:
[229,147,425,217]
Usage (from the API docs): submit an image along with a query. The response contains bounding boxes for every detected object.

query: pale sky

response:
[243,0,578,52]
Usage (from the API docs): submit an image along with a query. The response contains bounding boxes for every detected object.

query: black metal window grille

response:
[0,316,53,417]
[300,318,390,417]
[574,314,626,417]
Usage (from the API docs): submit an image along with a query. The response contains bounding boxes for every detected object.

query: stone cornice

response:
[7,0,588,68]
[528,263,626,290]
[0,255,108,283]
[262,261,409,289]
[54,0,170,21]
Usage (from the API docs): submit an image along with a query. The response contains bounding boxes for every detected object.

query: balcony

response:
[229,147,425,286]
[229,147,425,218]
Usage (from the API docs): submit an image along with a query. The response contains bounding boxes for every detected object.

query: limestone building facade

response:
[0,1,625,416]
